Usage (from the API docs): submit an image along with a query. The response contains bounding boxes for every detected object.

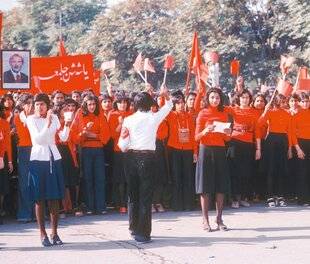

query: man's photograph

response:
[1,50,31,89]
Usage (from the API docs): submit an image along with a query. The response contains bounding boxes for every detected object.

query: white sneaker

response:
[240,200,250,207]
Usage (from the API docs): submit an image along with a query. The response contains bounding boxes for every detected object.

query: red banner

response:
[1,54,98,95]
[31,54,96,94]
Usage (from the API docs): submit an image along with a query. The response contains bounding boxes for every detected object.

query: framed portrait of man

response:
[1,50,31,89]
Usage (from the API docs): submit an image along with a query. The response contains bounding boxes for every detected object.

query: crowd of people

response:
[0,76,310,244]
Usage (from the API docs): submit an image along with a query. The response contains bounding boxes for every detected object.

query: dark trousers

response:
[124,151,155,238]
[296,139,310,202]
[17,146,34,221]
[229,140,255,200]
[82,147,106,212]
[264,133,289,197]
[169,148,195,211]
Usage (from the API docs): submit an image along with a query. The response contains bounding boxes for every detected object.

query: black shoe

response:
[134,235,151,244]
[41,236,52,247]
[50,234,63,245]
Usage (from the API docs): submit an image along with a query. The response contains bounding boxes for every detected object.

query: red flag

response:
[280,55,295,76]
[187,32,208,85]
[277,79,293,97]
[164,55,174,70]
[295,67,309,91]
[204,51,219,64]
[58,40,67,56]
[0,12,3,49]
[101,60,115,71]
[230,59,240,77]
[144,58,156,73]
[133,53,144,72]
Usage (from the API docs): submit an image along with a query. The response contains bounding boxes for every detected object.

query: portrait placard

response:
[1,50,31,89]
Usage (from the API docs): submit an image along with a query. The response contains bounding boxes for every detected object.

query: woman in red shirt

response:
[291,92,310,205]
[259,94,291,207]
[108,91,131,213]
[226,89,258,209]
[195,88,231,231]
[72,95,110,214]
[251,93,267,201]
[167,91,197,211]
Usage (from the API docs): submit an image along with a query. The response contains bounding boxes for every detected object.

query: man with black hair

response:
[118,85,172,244]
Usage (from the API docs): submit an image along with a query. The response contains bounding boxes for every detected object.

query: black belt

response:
[128,149,155,154]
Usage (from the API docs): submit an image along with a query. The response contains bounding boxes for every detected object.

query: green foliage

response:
[2,0,309,91]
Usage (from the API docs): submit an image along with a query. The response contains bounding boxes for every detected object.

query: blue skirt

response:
[28,158,65,201]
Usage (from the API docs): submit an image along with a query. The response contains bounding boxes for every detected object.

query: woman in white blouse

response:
[26,93,69,247]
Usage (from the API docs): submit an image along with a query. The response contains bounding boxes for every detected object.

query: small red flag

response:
[164,55,174,70]
[133,53,144,72]
[58,39,67,56]
[230,59,240,77]
[277,79,293,97]
[298,79,310,91]
[144,58,156,73]
[101,60,116,71]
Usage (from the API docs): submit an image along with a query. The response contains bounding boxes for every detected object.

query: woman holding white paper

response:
[195,88,231,232]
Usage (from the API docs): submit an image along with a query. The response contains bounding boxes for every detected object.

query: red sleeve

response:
[99,113,111,145]
[108,112,120,140]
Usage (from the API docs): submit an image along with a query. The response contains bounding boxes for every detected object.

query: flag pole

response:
[145,70,148,85]
[137,71,146,82]
[163,69,168,85]
[293,67,301,92]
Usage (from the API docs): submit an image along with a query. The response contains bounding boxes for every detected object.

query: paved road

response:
[1,205,310,264]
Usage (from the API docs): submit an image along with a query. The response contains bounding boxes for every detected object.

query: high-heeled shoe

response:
[50,234,63,245]
[202,222,212,232]
[41,236,52,247]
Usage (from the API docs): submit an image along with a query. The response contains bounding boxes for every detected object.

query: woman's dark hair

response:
[204,87,225,112]
[172,95,185,110]
[52,102,66,118]
[0,104,5,119]
[71,90,81,96]
[251,93,267,108]
[288,93,300,102]
[0,93,15,109]
[234,89,253,106]
[133,92,156,112]
[112,90,130,111]
[17,93,33,108]
[101,93,113,102]
[300,92,309,101]
[273,93,287,108]
[64,98,79,109]
[186,91,197,100]
[34,93,50,108]
[81,95,100,116]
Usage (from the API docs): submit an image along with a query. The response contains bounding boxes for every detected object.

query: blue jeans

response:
[82,147,106,212]
[17,146,34,221]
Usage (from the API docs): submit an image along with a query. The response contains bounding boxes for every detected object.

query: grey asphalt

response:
[1,205,310,264]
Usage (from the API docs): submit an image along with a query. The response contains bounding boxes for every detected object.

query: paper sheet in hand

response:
[213,121,231,133]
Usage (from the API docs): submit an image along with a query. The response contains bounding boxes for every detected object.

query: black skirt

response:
[0,153,10,196]
[195,145,230,195]
[58,144,79,187]
[113,151,126,184]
